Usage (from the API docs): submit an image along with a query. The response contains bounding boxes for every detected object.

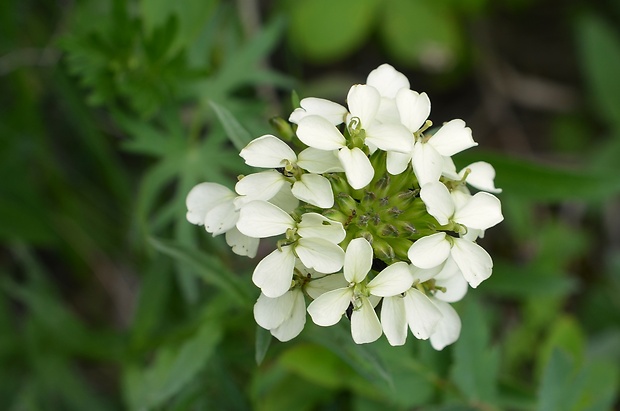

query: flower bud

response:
[269,117,295,141]
[372,238,396,262]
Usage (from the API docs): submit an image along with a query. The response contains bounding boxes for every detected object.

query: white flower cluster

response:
[186,64,503,349]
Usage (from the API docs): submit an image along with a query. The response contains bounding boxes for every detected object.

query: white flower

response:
[237,201,346,297]
[289,97,348,126]
[442,159,502,194]
[428,297,461,350]
[186,182,259,257]
[296,84,412,189]
[411,119,478,186]
[238,135,341,208]
[307,238,413,344]
[366,63,411,124]
[254,288,306,342]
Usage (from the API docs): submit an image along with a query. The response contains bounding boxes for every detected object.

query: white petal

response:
[429,298,461,350]
[347,84,381,126]
[365,123,413,153]
[396,89,431,133]
[380,296,408,346]
[366,64,410,99]
[410,262,444,284]
[368,262,414,297]
[239,135,296,168]
[252,246,296,298]
[296,238,345,274]
[338,147,374,189]
[450,238,493,288]
[428,119,477,157]
[375,97,401,124]
[412,141,443,187]
[236,200,294,238]
[297,213,345,244]
[204,201,238,235]
[271,289,307,342]
[441,156,459,180]
[253,291,296,330]
[344,237,373,283]
[460,161,502,193]
[403,288,443,340]
[186,182,234,225]
[291,174,334,208]
[420,182,455,226]
[268,183,299,214]
[433,257,468,303]
[351,296,383,344]
[289,97,348,125]
[225,227,259,258]
[307,287,352,326]
[297,115,346,150]
[453,192,503,231]
[297,147,344,173]
[235,171,286,202]
[386,151,411,175]
[408,233,451,269]
[305,273,348,300]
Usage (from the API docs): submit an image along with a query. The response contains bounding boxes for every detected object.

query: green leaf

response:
[576,14,620,128]
[209,100,253,151]
[148,236,253,307]
[536,316,585,379]
[380,0,462,71]
[255,326,272,366]
[450,299,499,405]
[455,151,620,201]
[287,0,379,62]
[124,316,223,410]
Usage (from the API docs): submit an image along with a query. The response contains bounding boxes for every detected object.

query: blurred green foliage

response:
[1,0,619,410]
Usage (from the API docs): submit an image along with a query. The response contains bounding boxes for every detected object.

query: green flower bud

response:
[269,117,295,141]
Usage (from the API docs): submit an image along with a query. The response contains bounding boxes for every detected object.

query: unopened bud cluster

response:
[186,64,503,349]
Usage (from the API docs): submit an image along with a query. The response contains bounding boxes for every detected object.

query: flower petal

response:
[408,233,451,269]
[386,151,411,175]
[271,289,307,342]
[252,245,296,298]
[344,237,373,283]
[205,201,238,235]
[288,97,348,125]
[420,181,455,226]
[460,161,502,193]
[365,123,413,153]
[297,115,346,150]
[380,296,408,346]
[291,174,335,208]
[296,238,345,274]
[186,182,234,225]
[297,213,345,244]
[368,262,414,297]
[307,287,352,326]
[268,183,299,214]
[351,296,383,344]
[235,170,286,202]
[429,298,461,350]
[305,273,348,299]
[239,135,296,168]
[225,227,259,258]
[412,141,443,186]
[338,147,374,189]
[432,257,468,303]
[396,89,431,133]
[450,238,493,288]
[366,64,410,99]
[428,119,477,157]
[253,291,296,330]
[410,262,444,284]
[403,288,442,340]
[297,147,344,173]
[347,84,381,126]
[453,192,503,231]
[236,200,294,238]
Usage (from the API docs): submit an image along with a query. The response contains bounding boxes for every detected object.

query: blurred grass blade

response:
[255,326,272,365]
[149,236,253,307]
[209,101,253,151]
